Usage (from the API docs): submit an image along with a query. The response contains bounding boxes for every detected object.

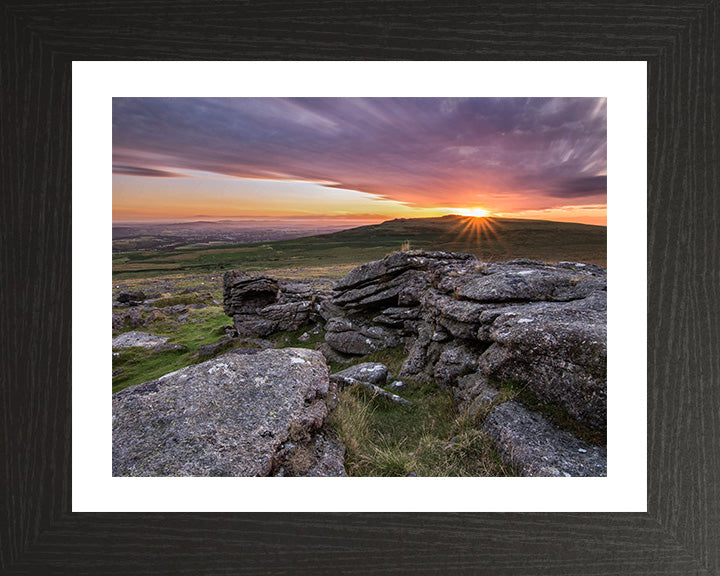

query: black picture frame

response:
[2,2,718,574]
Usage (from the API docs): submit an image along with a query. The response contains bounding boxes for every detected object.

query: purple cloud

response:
[112,97,606,212]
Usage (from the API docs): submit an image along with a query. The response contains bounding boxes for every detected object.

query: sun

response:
[457,207,490,218]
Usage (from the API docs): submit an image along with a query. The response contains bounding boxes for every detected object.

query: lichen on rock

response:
[112,348,344,477]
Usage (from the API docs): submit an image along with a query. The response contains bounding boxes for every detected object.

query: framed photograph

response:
[76,63,641,513]
[3,2,718,574]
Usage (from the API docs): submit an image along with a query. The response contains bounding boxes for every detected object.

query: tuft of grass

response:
[329,364,515,477]
[329,387,375,460]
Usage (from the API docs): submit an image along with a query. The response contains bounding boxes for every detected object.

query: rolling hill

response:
[112,215,606,279]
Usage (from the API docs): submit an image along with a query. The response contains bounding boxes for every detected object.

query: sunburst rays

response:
[448,215,509,257]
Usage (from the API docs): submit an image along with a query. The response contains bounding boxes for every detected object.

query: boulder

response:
[112,308,143,331]
[223,271,279,316]
[230,300,314,338]
[432,341,481,389]
[278,279,324,301]
[332,269,426,309]
[423,290,500,340]
[315,342,355,364]
[324,317,400,356]
[478,295,607,430]
[112,331,170,349]
[330,362,389,387]
[196,338,236,359]
[162,304,188,315]
[453,372,500,418]
[259,300,313,331]
[117,290,146,304]
[112,348,344,477]
[274,433,347,477]
[453,266,579,303]
[330,251,476,314]
[112,312,125,331]
[304,435,347,477]
[483,401,606,477]
[371,306,422,336]
[222,324,239,338]
[143,309,165,325]
[398,324,436,383]
[223,273,326,337]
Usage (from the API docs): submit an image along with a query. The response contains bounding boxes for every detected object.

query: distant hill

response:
[112,215,606,278]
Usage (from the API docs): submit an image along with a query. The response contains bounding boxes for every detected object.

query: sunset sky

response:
[113,97,607,226]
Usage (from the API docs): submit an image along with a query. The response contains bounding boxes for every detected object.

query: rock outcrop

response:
[220,251,608,476]
[117,290,146,305]
[324,251,477,355]
[112,348,345,477]
[223,271,328,337]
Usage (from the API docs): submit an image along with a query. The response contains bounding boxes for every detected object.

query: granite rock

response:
[112,348,344,477]
[483,401,607,477]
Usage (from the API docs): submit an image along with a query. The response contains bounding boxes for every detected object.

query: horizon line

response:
[112,213,608,228]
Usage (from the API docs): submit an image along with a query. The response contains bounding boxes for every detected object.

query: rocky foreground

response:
[113,250,607,477]
[113,348,345,477]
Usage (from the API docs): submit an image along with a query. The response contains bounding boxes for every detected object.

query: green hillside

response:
[112,215,606,279]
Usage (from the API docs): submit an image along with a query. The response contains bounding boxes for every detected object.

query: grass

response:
[112,215,606,279]
[331,381,515,477]
[112,273,224,301]
[112,305,235,393]
[149,293,215,308]
[328,347,516,477]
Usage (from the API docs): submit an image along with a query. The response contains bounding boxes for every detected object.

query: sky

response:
[113,97,607,226]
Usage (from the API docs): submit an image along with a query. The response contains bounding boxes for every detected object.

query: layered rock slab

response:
[112,348,345,477]
[325,251,477,357]
[483,401,607,477]
[223,271,328,337]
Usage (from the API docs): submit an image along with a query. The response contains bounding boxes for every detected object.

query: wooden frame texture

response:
[1,1,718,574]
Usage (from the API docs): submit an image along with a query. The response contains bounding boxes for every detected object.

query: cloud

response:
[112,97,606,213]
[552,175,607,198]
[112,164,186,178]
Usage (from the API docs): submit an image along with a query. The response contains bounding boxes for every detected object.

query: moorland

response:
[112,215,607,477]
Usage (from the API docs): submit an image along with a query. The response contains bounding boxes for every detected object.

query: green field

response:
[112,215,606,279]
